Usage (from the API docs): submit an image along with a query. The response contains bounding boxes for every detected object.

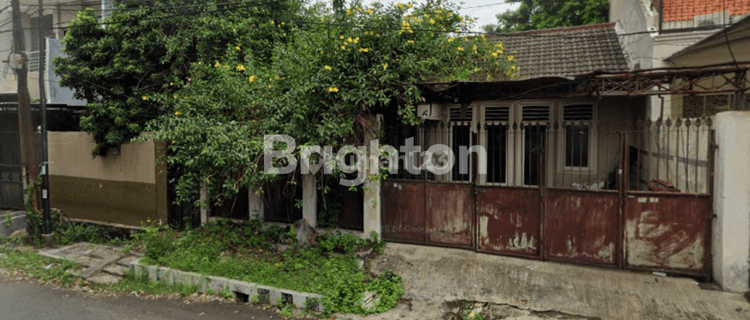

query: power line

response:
[460,2,509,10]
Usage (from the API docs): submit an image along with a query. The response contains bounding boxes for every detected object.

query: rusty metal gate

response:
[381,115,713,278]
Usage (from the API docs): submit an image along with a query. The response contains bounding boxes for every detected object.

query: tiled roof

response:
[661,0,750,22]
[488,23,629,80]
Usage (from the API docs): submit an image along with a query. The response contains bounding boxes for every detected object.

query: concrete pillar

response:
[713,111,750,293]
[200,183,208,225]
[248,189,263,221]
[302,174,317,227]
[363,114,383,238]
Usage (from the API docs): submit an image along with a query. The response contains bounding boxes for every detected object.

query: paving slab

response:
[39,243,140,284]
[361,243,749,320]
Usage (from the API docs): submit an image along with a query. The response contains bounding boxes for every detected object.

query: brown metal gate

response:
[381,117,713,278]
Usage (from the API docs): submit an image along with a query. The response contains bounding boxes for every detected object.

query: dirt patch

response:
[444,301,601,320]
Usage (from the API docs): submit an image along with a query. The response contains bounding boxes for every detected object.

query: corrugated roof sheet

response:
[488,23,630,80]
[661,0,750,22]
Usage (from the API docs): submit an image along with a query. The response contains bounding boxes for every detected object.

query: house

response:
[374,19,750,293]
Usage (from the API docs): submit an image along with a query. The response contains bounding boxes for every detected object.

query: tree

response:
[483,0,608,33]
[55,0,517,204]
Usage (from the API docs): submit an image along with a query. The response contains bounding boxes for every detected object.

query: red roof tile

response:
[661,0,750,22]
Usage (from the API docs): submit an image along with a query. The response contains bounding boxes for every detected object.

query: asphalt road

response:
[0,276,279,320]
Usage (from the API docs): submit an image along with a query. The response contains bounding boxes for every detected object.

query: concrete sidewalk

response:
[358,243,749,320]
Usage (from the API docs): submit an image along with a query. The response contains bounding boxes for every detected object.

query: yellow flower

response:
[457,46,463,51]
[268,84,272,88]
[511,65,517,70]
[407,3,413,8]
[346,8,351,15]
[468,17,474,22]
[142,96,147,100]
[424,14,429,18]
[174,111,180,115]
[321,17,325,22]
[170,82,173,86]
[365,9,372,14]
[328,87,339,93]
[347,37,353,42]
[237,64,245,71]
[236,46,240,50]
[429,19,435,24]
[469,312,475,317]
[173,94,178,99]
[472,44,477,52]
[415,18,422,22]
[340,35,344,39]
[492,52,498,58]
[215,61,221,67]
[383,63,388,70]
[324,65,332,70]
[407,40,414,44]
[447,37,454,42]
[171,141,176,144]
[354,37,359,43]
[233,28,236,33]
[274,75,280,80]
[341,45,346,50]
[508,56,514,61]
[249,75,256,83]
[269,20,274,24]
[397,3,404,8]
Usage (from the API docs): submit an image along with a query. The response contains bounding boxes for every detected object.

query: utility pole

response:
[11,0,40,210]
[39,0,51,233]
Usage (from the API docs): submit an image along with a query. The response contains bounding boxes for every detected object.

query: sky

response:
[380,0,522,31]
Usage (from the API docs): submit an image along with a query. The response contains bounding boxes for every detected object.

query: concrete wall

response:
[609,0,655,70]
[712,111,750,293]
[48,132,168,227]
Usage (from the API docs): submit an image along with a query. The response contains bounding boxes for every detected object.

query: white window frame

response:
[556,101,598,174]
[516,101,555,187]
[477,103,514,186]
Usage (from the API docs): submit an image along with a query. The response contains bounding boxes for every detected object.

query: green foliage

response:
[56,0,516,205]
[54,0,301,156]
[0,248,80,286]
[133,220,399,316]
[484,0,609,33]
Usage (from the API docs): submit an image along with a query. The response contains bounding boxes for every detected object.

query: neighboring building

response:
[0,0,112,104]
[610,0,750,117]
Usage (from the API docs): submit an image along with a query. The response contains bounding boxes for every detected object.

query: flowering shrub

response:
[57,0,516,204]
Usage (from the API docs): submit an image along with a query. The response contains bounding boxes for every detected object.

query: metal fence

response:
[382,117,713,195]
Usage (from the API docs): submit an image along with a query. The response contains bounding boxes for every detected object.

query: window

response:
[30,15,54,52]
[484,106,509,184]
[563,104,594,168]
[450,107,473,182]
[522,106,550,185]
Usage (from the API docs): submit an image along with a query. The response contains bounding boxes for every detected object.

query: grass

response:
[0,245,202,298]
[1,217,404,317]
[135,219,402,315]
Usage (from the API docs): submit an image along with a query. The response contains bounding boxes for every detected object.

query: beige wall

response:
[49,132,156,184]
[48,132,167,227]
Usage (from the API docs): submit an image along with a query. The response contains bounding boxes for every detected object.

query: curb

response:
[129,258,324,312]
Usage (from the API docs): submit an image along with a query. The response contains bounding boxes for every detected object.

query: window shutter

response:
[522,106,550,121]
[450,107,473,122]
[563,105,594,121]
[485,106,510,122]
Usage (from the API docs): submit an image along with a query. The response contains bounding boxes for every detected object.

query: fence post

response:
[363,114,383,239]
[199,183,208,225]
[712,111,750,292]
[248,188,264,221]
[302,174,317,227]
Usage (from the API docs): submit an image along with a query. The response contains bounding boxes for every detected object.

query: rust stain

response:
[476,187,541,257]
[544,190,618,265]
[425,183,473,248]
[381,181,427,244]
[624,194,708,271]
